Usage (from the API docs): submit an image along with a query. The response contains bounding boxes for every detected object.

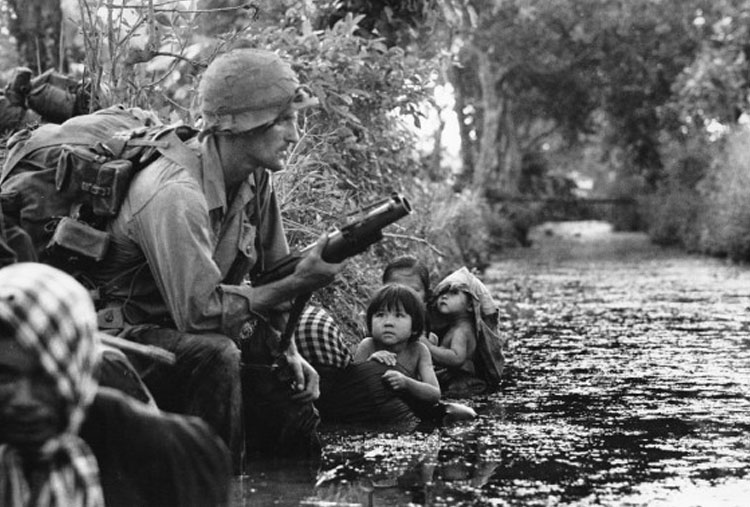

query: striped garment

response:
[0,263,104,507]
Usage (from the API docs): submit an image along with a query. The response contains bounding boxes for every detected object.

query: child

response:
[381,255,439,345]
[428,284,478,375]
[425,267,503,397]
[382,255,432,303]
[353,284,441,404]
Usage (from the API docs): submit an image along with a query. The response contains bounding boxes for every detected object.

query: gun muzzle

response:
[255,193,413,284]
[321,193,412,263]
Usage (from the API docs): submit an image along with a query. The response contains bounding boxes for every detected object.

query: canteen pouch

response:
[47,216,110,261]
[57,145,134,217]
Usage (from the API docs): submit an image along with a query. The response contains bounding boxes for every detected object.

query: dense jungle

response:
[5,0,750,334]
[2,1,750,505]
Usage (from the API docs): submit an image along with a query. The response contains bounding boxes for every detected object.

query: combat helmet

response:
[199,48,317,134]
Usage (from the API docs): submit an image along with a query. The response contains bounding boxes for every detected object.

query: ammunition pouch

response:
[57,145,134,218]
[47,216,110,262]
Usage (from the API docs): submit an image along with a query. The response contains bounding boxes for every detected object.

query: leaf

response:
[154,13,172,27]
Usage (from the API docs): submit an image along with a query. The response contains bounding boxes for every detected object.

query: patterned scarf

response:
[0,263,104,507]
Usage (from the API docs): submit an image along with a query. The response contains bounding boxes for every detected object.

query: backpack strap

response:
[2,124,200,184]
[152,128,201,173]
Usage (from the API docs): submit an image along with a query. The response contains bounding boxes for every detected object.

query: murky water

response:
[234,221,750,506]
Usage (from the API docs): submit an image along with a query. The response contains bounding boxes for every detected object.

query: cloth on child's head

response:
[435,267,506,386]
[434,266,498,318]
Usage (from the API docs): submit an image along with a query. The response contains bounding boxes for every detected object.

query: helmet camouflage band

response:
[199,48,318,134]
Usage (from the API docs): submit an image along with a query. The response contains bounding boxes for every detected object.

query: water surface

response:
[236,221,750,506]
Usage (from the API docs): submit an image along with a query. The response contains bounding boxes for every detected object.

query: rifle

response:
[255,193,412,286]
[254,193,412,377]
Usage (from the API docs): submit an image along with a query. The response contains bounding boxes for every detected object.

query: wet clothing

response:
[435,367,488,398]
[242,347,323,460]
[316,361,422,429]
[296,308,477,426]
[81,387,231,507]
[87,135,311,471]
[94,343,157,407]
[119,326,242,464]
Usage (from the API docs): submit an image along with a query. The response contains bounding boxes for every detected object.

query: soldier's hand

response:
[285,349,320,403]
[292,233,345,293]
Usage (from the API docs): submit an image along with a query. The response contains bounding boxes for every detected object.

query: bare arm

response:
[421,323,474,368]
[353,337,376,364]
[381,343,440,403]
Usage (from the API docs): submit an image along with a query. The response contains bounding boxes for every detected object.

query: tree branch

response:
[383,233,446,256]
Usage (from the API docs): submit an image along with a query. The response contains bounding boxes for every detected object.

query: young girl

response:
[381,255,431,303]
[353,284,441,404]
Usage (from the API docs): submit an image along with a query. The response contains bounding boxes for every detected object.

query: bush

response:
[421,186,492,274]
[642,186,704,249]
[36,3,469,340]
[645,126,750,261]
[644,135,712,250]
[698,127,750,261]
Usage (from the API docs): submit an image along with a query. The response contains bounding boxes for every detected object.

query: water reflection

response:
[237,222,750,506]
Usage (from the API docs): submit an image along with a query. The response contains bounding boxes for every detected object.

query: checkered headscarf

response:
[294,306,352,369]
[0,263,103,507]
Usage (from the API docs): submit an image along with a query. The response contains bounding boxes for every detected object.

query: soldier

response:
[88,48,345,472]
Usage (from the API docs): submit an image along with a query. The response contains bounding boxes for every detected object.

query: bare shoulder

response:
[358,337,375,349]
[353,336,376,360]
[414,340,432,356]
[446,320,477,343]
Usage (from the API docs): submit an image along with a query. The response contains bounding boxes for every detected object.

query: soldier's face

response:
[0,338,65,449]
[234,111,300,169]
[218,111,301,185]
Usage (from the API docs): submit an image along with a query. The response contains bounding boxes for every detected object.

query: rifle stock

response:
[255,193,412,286]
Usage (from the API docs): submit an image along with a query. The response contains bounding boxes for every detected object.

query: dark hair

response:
[381,256,431,302]
[365,284,425,342]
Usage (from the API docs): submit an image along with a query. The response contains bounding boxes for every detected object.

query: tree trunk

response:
[7,0,63,73]
[472,50,501,194]
[428,115,446,181]
[496,96,522,193]
[448,63,475,188]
